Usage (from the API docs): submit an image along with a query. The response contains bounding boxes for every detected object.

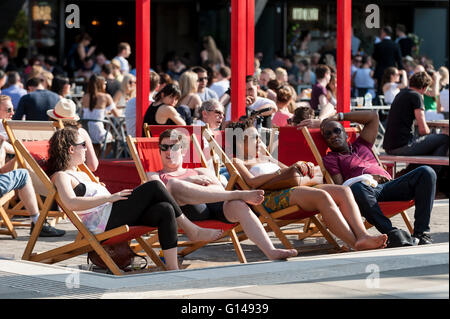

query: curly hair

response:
[46,127,79,177]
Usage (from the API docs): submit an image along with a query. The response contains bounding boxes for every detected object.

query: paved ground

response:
[0,199,448,300]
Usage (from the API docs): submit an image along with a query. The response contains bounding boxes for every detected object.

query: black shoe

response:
[413,232,433,245]
[30,221,66,237]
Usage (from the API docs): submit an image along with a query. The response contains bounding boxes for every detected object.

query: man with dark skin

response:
[320,111,436,245]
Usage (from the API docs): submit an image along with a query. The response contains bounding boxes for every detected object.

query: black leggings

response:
[105,180,182,250]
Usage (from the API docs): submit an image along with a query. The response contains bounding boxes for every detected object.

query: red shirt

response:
[323,136,391,181]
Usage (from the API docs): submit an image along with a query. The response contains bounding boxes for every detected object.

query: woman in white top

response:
[382,67,408,105]
[48,127,223,271]
[81,75,120,156]
[227,120,388,252]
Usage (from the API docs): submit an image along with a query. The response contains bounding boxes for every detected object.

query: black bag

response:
[87,241,147,271]
[386,229,415,248]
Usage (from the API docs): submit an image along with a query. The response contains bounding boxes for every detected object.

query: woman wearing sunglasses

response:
[48,127,223,271]
[228,119,388,252]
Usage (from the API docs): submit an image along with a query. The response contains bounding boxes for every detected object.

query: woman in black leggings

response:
[47,127,222,270]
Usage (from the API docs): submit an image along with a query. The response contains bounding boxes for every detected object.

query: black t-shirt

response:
[105,78,121,98]
[383,88,424,151]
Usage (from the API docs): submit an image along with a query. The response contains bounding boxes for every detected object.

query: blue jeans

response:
[350,166,436,234]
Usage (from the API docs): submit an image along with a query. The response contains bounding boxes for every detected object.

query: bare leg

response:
[162,247,179,270]
[166,178,264,206]
[17,178,40,218]
[223,200,298,260]
[316,184,388,250]
[176,214,223,242]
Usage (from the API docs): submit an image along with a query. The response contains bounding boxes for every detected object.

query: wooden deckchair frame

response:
[301,126,414,234]
[14,139,165,275]
[202,127,342,252]
[0,191,18,238]
[2,120,65,227]
[126,133,248,263]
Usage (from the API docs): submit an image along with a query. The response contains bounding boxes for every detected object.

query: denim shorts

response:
[0,169,29,197]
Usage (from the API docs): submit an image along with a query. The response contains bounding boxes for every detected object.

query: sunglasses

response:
[5,107,13,113]
[73,141,87,148]
[323,127,343,139]
[197,77,208,82]
[159,143,182,152]
[129,81,136,85]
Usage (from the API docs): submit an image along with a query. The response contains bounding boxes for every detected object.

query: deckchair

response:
[300,126,415,234]
[0,191,17,238]
[2,120,65,227]
[14,139,165,275]
[126,134,248,263]
[202,127,342,252]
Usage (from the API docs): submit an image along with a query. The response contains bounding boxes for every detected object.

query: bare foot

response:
[240,190,265,205]
[187,227,223,242]
[354,234,388,251]
[267,248,298,260]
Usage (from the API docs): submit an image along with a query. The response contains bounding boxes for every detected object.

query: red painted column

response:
[246,0,255,76]
[135,0,150,137]
[337,0,352,121]
[231,0,247,121]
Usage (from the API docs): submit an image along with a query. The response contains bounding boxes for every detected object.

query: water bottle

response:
[364,92,372,107]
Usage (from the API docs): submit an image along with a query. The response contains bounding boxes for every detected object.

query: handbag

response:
[259,163,323,191]
[87,241,148,271]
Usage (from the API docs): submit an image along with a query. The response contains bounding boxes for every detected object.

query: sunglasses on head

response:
[323,127,343,139]
[73,141,87,148]
[159,143,182,152]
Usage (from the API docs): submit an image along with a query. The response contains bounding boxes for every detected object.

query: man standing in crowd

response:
[395,24,416,57]
[192,66,218,102]
[0,51,17,73]
[372,26,403,93]
[113,42,132,74]
[13,77,60,121]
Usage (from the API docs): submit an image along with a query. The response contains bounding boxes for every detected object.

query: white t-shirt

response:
[225,97,276,122]
[209,80,230,99]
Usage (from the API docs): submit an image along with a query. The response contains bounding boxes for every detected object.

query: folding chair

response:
[2,120,65,227]
[203,127,342,252]
[300,126,415,234]
[126,134,248,263]
[0,191,17,238]
[14,139,165,275]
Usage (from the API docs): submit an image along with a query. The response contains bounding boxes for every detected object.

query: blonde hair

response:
[438,66,449,87]
[260,68,276,80]
[275,67,288,82]
[177,71,198,105]
[120,74,136,99]
[0,94,12,105]
[29,65,43,79]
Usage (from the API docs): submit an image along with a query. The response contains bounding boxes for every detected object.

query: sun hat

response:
[47,98,80,121]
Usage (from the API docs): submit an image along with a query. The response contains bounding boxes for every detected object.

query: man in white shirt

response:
[113,42,131,74]
[210,66,231,99]
[125,72,160,137]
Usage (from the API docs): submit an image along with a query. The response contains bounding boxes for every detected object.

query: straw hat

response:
[47,98,80,121]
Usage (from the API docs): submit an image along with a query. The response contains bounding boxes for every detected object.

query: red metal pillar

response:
[246,0,255,76]
[337,0,352,121]
[231,0,247,121]
[136,0,150,137]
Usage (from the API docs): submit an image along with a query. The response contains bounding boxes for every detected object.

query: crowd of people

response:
[0,25,448,271]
